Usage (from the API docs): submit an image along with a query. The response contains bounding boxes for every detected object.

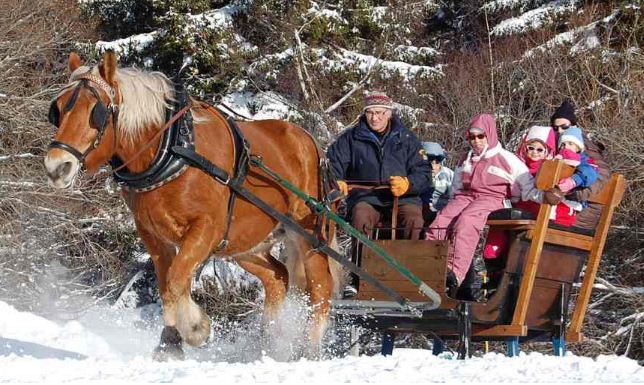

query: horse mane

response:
[69,65,175,143]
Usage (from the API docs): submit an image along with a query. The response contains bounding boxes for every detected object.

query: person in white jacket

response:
[425,113,545,290]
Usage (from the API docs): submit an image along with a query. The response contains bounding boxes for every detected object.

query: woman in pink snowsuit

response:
[425,114,543,286]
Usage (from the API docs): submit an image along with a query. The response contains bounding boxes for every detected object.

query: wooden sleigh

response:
[332,160,626,357]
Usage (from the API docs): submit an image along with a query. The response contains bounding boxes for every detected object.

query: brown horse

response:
[44,51,341,360]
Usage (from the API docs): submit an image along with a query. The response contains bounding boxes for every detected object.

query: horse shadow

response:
[0,337,87,360]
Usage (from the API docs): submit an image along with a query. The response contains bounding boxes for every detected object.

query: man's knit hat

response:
[363,91,394,111]
[558,126,585,152]
[550,100,578,126]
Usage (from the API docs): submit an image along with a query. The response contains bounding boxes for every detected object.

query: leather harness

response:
[49,76,336,252]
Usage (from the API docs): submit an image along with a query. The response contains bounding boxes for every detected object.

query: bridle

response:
[48,72,120,167]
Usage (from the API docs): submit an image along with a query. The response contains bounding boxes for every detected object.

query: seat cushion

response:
[487,208,535,221]
[488,209,596,236]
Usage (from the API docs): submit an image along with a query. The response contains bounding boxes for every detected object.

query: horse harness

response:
[48,72,120,165]
[48,77,335,251]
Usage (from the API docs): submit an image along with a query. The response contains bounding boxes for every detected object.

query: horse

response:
[44,51,341,360]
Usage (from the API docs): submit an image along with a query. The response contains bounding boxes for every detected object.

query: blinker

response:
[48,81,110,130]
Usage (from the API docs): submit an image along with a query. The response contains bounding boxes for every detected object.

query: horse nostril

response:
[59,161,72,177]
[49,161,73,180]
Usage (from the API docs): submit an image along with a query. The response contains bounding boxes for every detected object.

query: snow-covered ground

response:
[0,300,642,383]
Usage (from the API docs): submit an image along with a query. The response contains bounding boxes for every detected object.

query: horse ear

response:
[99,50,118,87]
[68,52,82,73]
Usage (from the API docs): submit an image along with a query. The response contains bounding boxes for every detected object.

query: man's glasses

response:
[468,133,486,140]
[365,110,390,118]
[526,145,545,153]
[552,123,571,131]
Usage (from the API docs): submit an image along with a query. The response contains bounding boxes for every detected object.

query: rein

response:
[111,104,192,173]
[346,182,391,190]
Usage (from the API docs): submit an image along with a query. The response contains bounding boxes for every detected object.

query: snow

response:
[491,1,578,36]
[482,0,532,13]
[307,3,348,25]
[0,152,34,161]
[389,44,440,63]
[95,32,156,56]
[319,48,444,80]
[187,5,239,30]
[522,15,611,58]
[0,300,643,382]
[219,91,302,121]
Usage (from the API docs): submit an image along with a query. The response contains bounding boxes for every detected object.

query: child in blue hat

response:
[420,142,454,226]
[554,126,599,226]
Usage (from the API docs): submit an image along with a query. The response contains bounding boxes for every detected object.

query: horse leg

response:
[137,228,184,360]
[283,230,337,358]
[236,251,289,325]
[302,247,333,358]
[167,218,218,347]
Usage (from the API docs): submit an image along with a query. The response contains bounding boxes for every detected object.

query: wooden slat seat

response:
[480,160,625,342]
[486,219,535,230]
[526,227,593,250]
[343,159,625,347]
[487,170,622,251]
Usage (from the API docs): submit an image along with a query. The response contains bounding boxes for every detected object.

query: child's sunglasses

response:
[468,133,486,140]
[526,145,545,153]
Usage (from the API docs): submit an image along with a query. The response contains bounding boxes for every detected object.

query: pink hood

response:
[468,113,499,149]
[517,125,556,163]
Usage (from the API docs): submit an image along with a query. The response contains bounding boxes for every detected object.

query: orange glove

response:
[389,176,410,197]
[337,180,349,196]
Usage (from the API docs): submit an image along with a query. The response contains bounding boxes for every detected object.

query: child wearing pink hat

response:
[483,125,599,260]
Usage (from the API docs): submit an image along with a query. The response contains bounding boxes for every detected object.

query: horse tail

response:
[282,227,344,299]
[326,234,345,298]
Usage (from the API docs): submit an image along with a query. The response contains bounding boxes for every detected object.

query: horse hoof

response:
[153,326,184,361]
[181,315,211,347]
[176,301,212,347]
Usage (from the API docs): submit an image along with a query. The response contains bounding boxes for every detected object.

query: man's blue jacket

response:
[326,114,432,209]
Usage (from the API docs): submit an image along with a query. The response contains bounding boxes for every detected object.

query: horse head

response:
[45,51,120,188]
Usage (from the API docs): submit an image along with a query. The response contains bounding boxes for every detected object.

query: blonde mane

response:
[69,65,174,143]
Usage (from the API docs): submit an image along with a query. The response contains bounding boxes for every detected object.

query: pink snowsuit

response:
[425,114,543,284]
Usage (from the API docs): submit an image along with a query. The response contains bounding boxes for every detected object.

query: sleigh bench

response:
[485,159,626,342]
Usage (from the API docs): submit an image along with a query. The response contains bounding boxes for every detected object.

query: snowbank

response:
[0,300,642,382]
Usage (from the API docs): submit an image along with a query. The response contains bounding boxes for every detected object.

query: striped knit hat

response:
[363,91,394,111]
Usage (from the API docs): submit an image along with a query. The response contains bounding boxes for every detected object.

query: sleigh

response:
[332,160,625,358]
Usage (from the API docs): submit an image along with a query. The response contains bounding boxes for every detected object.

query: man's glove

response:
[389,176,410,197]
[557,177,576,193]
[543,187,564,205]
[337,180,349,196]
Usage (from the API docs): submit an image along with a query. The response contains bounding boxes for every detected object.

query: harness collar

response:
[110,83,195,192]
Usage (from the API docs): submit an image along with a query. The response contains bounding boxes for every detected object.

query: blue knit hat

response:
[558,126,585,152]
[422,142,445,157]
[422,141,446,162]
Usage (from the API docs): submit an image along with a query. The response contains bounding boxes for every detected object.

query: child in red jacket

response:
[483,125,574,259]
